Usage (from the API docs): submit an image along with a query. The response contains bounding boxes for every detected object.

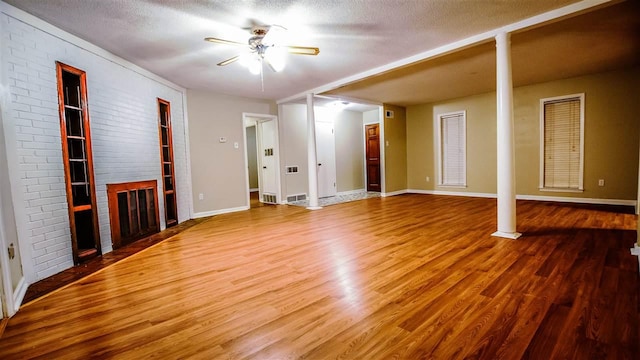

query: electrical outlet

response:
[198,193,204,200]
[598,179,605,186]
[426,176,430,182]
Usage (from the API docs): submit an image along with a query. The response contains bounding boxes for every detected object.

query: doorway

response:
[243,113,281,207]
[365,123,381,192]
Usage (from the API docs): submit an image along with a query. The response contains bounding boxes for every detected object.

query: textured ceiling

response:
[326,0,640,106]
[4,0,589,104]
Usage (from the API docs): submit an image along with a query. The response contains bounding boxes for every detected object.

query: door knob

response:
[318,163,322,166]
[263,166,267,169]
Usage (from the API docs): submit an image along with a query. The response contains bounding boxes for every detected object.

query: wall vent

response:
[286,193,307,202]
[262,193,277,204]
[285,165,299,174]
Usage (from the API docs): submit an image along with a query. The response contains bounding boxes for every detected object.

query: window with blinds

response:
[437,111,466,186]
[540,94,585,191]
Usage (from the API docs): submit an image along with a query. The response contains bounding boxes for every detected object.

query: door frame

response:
[363,123,381,192]
[362,107,386,194]
[242,113,282,206]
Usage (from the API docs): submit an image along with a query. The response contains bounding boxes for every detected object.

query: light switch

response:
[234,142,239,149]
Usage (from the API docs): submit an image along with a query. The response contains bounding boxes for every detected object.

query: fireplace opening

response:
[107,180,160,249]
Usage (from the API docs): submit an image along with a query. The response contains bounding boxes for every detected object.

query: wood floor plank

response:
[0,194,637,359]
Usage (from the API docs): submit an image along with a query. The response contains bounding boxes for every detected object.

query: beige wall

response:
[515,68,640,199]
[406,67,640,200]
[407,104,434,190]
[279,104,309,197]
[279,104,368,198]
[335,110,365,192]
[187,90,276,214]
[363,109,380,125]
[383,104,407,193]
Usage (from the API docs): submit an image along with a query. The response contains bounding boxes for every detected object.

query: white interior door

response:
[258,119,277,202]
[315,121,336,198]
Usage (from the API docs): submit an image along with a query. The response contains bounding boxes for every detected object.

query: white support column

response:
[492,32,521,240]
[306,93,322,210]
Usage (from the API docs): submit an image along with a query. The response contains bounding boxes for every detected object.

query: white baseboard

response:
[193,206,249,219]
[408,189,496,198]
[382,189,408,197]
[406,189,636,207]
[249,188,259,192]
[336,188,366,196]
[515,194,636,207]
[12,276,27,315]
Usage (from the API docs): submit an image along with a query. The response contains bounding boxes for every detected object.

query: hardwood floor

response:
[0,194,637,359]
[21,217,208,304]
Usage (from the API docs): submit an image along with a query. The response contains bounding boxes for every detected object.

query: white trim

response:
[250,188,259,192]
[630,244,640,274]
[408,189,496,198]
[379,108,386,194]
[182,92,194,221]
[539,93,585,191]
[382,189,408,197]
[515,194,635,207]
[538,188,584,193]
[276,0,614,105]
[436,110,467,187]
[1,2,185,93]
[192,206,249,219]
[11,277,26,314]
[242,113,281,207]
[407,189,636,207]
[337,189,366,196]
[492,231,522,240]
[362,112,383,193]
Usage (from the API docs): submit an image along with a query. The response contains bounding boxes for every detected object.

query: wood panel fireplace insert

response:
[107,180,160,249]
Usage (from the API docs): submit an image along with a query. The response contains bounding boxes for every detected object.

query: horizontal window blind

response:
[543,97,581,189]
[440,113,465,186]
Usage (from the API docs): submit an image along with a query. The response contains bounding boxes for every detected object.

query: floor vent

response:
[262,193,277,204]
[286,194,307,202]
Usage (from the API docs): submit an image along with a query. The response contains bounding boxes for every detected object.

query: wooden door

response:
[365,124,381,192]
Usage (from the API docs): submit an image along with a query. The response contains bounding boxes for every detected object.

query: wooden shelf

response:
[64,104,82,111]
[158,98,178,228]
[57,61,101,265]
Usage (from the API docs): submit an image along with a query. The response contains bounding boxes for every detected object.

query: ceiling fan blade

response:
[217,55,240,66]
[287,46,320,56]
[262,25,286,46]
[204,37,247,46]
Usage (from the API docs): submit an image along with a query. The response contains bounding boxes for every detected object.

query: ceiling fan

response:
[204,25,320,74]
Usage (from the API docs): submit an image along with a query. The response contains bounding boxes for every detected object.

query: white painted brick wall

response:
[3,13,190,280]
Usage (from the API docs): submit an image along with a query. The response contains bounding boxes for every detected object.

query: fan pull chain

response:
[260,58,265,92]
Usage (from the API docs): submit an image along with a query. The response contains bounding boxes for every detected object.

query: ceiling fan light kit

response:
[205,25,319,76]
